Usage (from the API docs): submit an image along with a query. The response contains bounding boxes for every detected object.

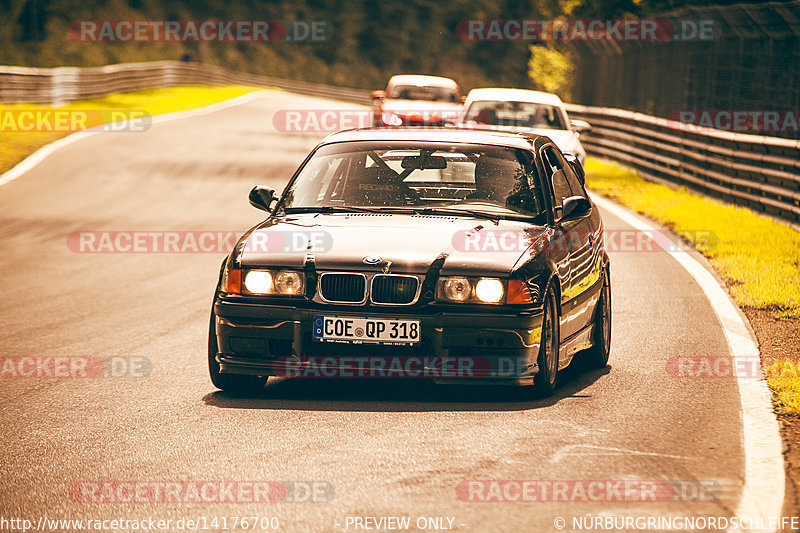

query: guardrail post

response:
[161,61,176,88]
[51,67,80,106]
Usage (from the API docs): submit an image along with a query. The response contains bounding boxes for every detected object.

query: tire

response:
[208,312,268,394]
[533,285,560,396]
[584,267,612,368]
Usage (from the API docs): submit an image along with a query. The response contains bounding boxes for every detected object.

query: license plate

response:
[313,316,420,345]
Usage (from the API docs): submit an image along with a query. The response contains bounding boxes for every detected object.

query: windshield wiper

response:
[284,206,404,215]
[412,207,505,223]
[284,205,539,224]
[417,206,547,224]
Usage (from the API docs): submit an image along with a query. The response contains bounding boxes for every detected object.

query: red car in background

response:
[372,75,464,127]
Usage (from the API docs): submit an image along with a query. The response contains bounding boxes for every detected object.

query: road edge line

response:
[591,193,785,532]
[0,89,273,187]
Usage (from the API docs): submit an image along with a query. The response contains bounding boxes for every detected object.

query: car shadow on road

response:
[201,357,612,412]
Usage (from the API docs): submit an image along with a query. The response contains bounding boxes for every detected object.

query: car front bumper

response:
[213,300,545,386]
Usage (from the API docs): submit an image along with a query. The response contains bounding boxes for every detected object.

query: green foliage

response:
[1,0,757,90]
[0,0,561,91]
[527,44,573,97]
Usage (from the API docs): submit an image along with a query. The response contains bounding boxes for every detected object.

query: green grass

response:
[586,158,800,413]
[765,358,800,414]
[0,85,262,175]
[586,159,800,316]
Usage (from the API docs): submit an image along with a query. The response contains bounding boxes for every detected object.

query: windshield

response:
[464,100,566,130]
[388,85,460,103]
[281,141,543,219]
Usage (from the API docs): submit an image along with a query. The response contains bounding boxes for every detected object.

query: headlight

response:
[436,277,532,305]
[244,270,273,294]
[239,269,305,296]
[475,278,504,303]
[275,270,304,295]
[442,277,472,301]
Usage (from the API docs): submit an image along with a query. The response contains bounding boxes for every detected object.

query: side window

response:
[542,146,572,210]
[507,150,544,217]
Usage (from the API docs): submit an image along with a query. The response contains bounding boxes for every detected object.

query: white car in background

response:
[456,88,590,166]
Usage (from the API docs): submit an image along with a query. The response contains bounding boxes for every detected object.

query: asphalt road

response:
[0,90,756,532]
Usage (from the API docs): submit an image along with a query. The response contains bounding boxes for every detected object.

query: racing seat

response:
[343,166,406,207]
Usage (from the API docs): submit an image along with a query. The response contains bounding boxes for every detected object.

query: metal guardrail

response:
[1,60,797,225]
[0,60,372,106]
[565,104,800,225]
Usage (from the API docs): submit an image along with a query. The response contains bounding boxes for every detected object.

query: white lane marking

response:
[0,90,273,187]
[551,444,694,464]
[591,193,784,533]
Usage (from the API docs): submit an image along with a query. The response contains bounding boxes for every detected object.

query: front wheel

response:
[533,286,560,396]
[208,313,268,394]
[584,267,611,368]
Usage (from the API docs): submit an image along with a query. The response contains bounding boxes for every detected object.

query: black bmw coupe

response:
[209,128,611,396]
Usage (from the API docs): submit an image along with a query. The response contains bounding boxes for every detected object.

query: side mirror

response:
[570,119,592,135]
[559,195,592,223]
[371,90,386,101]
[563,152,586,185]
[249,185,276,212]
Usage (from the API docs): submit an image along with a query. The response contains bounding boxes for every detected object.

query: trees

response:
[2,0,757,90]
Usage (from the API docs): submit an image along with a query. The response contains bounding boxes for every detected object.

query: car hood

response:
[239,213,547,277]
